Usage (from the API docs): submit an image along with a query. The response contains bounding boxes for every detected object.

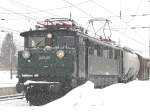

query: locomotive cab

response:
[18,30,77,84]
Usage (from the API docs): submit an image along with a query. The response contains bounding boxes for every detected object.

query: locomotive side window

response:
[109,47,113,59]
[114,49,120,59]
[103,46,108,58]
[97,45,100,56]
[79,37,86,54]
[88,41,94,55]
[79,37,84,45]
[94,49,97,56]
[94,45,97,56]
[97,45,103,57]
[89,47,94,55]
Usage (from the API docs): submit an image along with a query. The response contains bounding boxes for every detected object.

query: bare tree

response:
[0,33,17,70]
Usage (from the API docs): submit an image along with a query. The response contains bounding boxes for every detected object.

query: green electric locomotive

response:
[16,18,88,105]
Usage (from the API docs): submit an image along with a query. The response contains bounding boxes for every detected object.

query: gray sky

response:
[0,0,149,57]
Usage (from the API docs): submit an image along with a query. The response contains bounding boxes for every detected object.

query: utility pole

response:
[118,37,121,46]
[149,25,150,58]
[10,32,13,79]
[148,1,150,59]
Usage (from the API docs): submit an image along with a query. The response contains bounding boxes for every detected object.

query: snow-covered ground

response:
[0,71,150,112]
[0,79,150,112]
[0,71,18,87]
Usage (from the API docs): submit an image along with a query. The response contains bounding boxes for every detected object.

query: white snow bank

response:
[42,81,95,111]
[0,71,18,87]
[99,80,150,112]
[0,80,150,112]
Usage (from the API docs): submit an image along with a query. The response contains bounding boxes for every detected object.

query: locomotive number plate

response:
[38,56,51,60]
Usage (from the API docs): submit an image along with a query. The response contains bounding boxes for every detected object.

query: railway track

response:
[0,94,25,101]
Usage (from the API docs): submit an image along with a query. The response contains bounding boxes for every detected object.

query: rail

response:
[0,94,24,101]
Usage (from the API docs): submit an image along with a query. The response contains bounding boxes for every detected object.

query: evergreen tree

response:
[1,33,17,69]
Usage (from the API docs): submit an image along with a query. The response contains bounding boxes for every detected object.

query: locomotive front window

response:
[28,36,45,47]
[23,31,75,48]
[56,35,75,48]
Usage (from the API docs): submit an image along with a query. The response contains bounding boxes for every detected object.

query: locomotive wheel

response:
[26,87,51,106]
[16,83,24,93]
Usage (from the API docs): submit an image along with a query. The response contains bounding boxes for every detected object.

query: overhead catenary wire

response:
[89,0,147,47]
[1,0,149,22]
[0,0,90,15]
[114,30,148,47]
[0,6,37,21]
[62,0,148,48]
[4,0,60,18]
[0,0,91,22]
[63,0,93,18]
[0,0,149,22]
[122,0,143,23]
[0,0,148,49]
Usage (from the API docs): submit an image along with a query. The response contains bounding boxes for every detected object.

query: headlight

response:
[22,51,30,59]
[47,33,52,38]
[56,50,65,59]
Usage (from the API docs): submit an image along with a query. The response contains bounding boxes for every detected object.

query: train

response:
[16,18,150,106]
